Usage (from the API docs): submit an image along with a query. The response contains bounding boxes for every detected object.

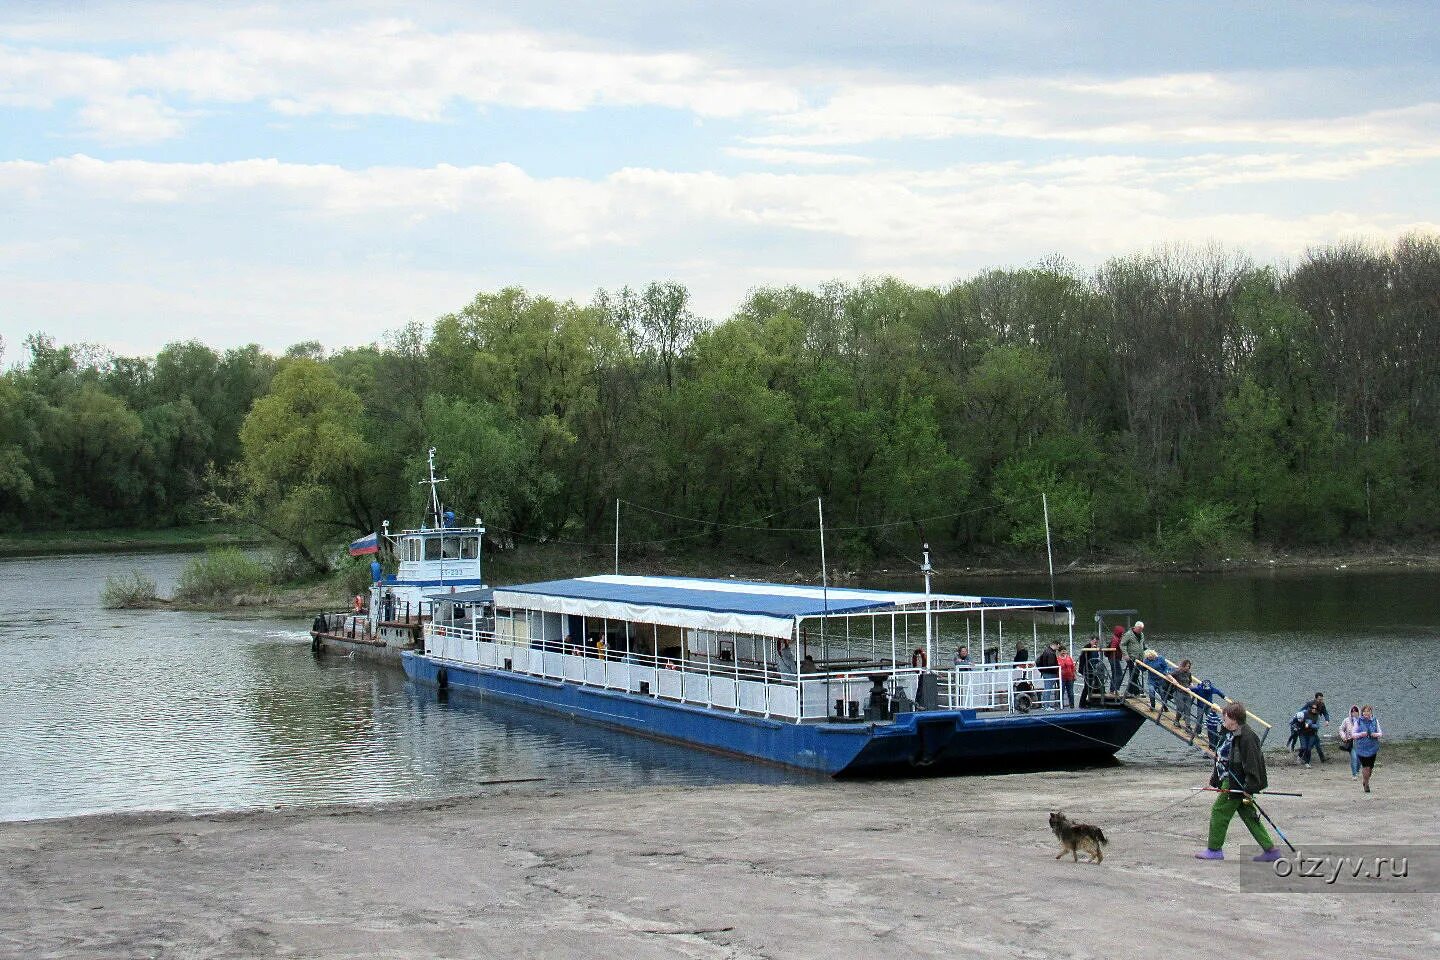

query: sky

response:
[1,0,1437,358]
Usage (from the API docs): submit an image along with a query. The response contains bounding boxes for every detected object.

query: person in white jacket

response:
[1337,704,1362,778]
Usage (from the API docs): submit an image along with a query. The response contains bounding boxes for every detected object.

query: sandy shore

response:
[2,759,1435,960]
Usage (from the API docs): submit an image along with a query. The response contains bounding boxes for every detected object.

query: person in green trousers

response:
[1196,702,1282,862]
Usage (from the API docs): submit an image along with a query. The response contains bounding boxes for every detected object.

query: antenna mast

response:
[922,541,933,670]
[1042,491,1055,600]
[420,447,449,528]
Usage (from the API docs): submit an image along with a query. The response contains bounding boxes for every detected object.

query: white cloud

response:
[4,153,1436,348]
[724,147,874,166]
[3,15,1435,158]
[76,95,186,144]
[6,153,1436,256]
[0,21,804,135]
[751,76,1440,148]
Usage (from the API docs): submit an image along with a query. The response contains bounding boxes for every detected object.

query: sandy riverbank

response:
[2,759,1434,960]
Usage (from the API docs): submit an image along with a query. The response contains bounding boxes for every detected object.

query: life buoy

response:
[910,648,928,669]
[352,594,365,613]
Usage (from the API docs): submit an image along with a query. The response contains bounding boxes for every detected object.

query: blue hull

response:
[401,653,1145,776]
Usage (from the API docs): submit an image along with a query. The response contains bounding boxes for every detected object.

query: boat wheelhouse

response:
[404,574,1148,776]
[310,448,487,659]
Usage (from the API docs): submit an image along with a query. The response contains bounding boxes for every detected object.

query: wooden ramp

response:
[1115,693,1215,758]
[1106,658,1274,760]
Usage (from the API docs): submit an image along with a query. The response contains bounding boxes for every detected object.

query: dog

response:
[1049,811,1108,863]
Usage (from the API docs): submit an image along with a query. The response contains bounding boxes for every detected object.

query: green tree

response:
[229,360,369,572]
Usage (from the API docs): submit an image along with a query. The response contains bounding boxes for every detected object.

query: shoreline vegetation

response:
[96,535,1440,616]
[100,544,368,616]
[0,523,260,559]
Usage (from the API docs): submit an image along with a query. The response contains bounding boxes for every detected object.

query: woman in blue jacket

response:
[1352,705,1383,793]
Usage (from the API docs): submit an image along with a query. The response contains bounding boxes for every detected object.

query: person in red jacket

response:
[1057,647,1077,708]
[1106,624,1125,692]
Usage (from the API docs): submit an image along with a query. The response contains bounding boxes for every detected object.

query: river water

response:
[1,552,1435,822]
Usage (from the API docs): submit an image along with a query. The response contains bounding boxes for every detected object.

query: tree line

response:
[3,235,1437,571]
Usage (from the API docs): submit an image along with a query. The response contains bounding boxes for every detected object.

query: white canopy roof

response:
[491,575,1071,641]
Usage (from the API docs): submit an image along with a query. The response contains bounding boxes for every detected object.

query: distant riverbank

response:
[92,536,1440,616]
[0,524,261,560]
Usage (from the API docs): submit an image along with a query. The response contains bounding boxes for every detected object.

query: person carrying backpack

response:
[1195,702,1281,862]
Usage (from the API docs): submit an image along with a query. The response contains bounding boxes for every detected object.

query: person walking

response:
[1353,705,1383,793]
[1196,702,1281,862]
[1164,659,1194,723]
[1338,705,1362,779]
[1295,706,1322,767]
[1140,649,1171,709]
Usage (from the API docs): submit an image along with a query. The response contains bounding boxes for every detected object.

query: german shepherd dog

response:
[1049,811,1108,863]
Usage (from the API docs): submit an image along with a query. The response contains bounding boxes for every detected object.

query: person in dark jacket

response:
[1196,702,1280,862]
[1302,692,1329,763]
[1035,642,1061,708]
[1163,658,1193,721]
[1304,692,1331,723]
[1295,706,1322,767]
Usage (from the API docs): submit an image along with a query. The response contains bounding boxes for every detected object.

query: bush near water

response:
[100,570,159,608]
[100,547,378,609]
[173,548,270,602]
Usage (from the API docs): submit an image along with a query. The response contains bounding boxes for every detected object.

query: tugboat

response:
[309,448,487,662]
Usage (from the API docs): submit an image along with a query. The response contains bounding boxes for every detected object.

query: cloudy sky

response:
[2,0,1437,356]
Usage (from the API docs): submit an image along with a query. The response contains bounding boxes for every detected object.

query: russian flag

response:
[348,532,379,556]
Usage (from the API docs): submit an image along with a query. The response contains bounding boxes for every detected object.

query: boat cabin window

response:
[401,534,478,562]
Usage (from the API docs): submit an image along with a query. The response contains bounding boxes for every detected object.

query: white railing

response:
[424,624,1075,722]
[937,662,1064,713]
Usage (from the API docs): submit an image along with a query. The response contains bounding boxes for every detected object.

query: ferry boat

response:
[402,574,1148,776]
[310,450,1225,776]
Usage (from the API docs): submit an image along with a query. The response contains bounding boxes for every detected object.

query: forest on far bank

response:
[2,235,1438,573]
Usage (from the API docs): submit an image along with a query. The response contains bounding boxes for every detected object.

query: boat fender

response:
[1015,690,1034,713]
[436,667,449,690]
[310,633,321,653]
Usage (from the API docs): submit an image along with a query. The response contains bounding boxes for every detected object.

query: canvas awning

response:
[424,587,494,605]
[491,575,1071,640]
